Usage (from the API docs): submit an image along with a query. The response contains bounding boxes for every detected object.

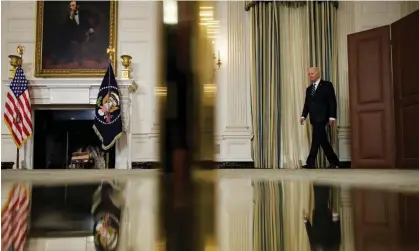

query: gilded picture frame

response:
[34,1,118,78]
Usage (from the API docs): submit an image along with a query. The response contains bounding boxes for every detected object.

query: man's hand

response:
[89,28,94,34]
[303,210,309,222]
[329,118,335,126]
[300,117,305,125]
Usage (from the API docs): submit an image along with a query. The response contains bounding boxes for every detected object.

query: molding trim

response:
[132,162,255,169]
[337,126,351,161]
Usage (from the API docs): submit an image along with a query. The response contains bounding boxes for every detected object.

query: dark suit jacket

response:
[305,185,341,251]
[302,80,337,124]
[63,9,97,44]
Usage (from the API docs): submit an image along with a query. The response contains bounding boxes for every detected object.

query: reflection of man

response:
[300,67,340,169]
[63,1,97,63]
[304,184,341,251]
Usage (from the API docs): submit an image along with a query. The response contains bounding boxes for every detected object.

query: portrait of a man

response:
[35,1,117,77]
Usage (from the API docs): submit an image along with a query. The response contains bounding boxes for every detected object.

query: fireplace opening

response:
[30,109,115,236]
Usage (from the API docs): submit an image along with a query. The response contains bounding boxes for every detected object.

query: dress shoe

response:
[302,165,315,169]
[328,164,339,169]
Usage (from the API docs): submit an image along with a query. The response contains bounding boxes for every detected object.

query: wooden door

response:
[352,189,400,251]
[348,26,394,169]
[392,10,419,170]
[392,9,419,251]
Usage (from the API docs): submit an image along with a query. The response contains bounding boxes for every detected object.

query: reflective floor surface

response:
[2,169,419,251]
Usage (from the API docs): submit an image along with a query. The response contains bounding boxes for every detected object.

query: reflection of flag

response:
[93,63,123,150]
[1,183,30,251]
[3,67,33,148]
[92,181,122,251]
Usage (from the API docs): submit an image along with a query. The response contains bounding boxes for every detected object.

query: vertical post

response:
[16,148,20,169]
[15,45,25,170]
[159,1,217,250]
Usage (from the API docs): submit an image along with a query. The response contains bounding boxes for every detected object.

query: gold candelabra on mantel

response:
[8,45,25,79]
[106,47,134,84]
[120,55,132,80]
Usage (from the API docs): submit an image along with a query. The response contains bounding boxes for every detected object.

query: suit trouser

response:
[306,123,339,167]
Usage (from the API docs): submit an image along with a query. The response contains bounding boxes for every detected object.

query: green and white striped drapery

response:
[249,2,281,169]
[253,181,285,251]
[248,1,338,169]
[307,1,338,168]
[247,1,340,250]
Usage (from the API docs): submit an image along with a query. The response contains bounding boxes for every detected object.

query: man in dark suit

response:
[300,67,340,168]
[62,1,97,63]
[304,184,341,251]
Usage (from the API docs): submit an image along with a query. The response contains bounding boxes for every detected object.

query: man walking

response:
[300,67,340,168]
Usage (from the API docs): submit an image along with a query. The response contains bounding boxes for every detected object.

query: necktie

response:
[311,84,316,96]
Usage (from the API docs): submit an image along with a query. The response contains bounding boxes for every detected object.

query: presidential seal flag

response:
[93,63,123,150]
[92,181,123,251]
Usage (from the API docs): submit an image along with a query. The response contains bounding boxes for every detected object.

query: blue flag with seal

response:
[93,63,123,150]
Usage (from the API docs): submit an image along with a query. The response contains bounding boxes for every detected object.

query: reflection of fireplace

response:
[30,109,115,236]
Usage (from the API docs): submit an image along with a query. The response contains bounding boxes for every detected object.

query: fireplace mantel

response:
[2,78,139,169]
[26,79,137,105]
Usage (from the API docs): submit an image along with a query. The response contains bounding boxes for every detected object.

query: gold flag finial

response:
[17,45,25,58]
[106,46,115,61]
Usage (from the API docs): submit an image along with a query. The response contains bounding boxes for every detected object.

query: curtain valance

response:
[244,1,339,11]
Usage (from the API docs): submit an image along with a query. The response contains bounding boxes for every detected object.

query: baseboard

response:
[131,161,255,169]
[131,161,350,169]
[339,161,351,169]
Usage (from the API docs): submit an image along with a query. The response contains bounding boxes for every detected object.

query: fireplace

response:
[30,108,115,236]
[32,109,115,169]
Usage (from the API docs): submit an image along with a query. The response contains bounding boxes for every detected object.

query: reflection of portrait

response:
[35,1,117,78]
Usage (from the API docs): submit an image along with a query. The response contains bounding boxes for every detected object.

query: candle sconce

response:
[8,46,25,79]
[213,50,222,70]
[120,55,132,80]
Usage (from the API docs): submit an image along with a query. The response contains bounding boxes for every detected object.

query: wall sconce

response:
[213,50,222,70]
[120,55,132,80]
[8,45,24,79]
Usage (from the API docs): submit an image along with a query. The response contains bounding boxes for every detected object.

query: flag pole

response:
[105,46,114,169]
[15,45,25,170]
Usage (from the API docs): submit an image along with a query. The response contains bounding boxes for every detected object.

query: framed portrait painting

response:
[34,1,118,78]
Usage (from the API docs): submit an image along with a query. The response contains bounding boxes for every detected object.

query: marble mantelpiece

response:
[1,79,139,169]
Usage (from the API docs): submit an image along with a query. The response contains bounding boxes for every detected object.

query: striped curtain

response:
[253,181,285,251]
[249,2,281,169]
[307,1,338,168]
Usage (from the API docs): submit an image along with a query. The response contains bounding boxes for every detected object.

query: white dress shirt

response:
[75,12,80,25]
[313,79,320,90]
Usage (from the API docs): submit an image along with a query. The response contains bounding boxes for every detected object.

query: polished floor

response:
[2,169,419,251]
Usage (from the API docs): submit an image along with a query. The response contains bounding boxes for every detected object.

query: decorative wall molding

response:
[217,178,254,251]
[336,1,354,162]
[216,1,253,162]
[337,127,351,162]
[339,187,355,251]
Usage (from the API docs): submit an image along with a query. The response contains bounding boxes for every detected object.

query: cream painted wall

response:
[336,1,419,161]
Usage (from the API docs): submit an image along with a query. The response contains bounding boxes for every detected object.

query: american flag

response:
[3,67,33,148]
[1,183,30,251]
